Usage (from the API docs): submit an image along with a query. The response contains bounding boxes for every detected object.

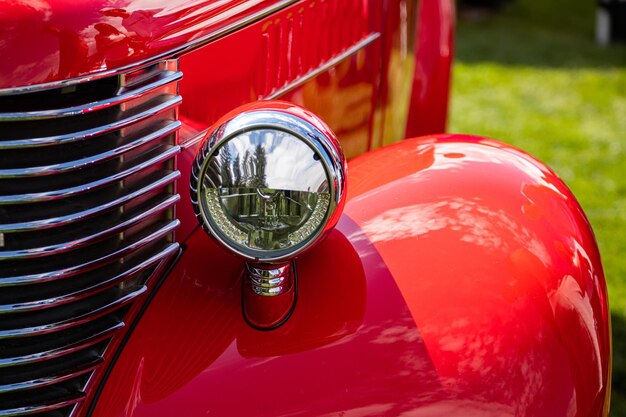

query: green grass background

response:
[448,0,626,414]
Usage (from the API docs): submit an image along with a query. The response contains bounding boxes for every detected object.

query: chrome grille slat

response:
[0,286,148,339]
[0,145,180,204]
[0,222,180,287]
[0,61,181,417]
[0,359,102,394]
[0,121,181,179]
[0,194,179,260]
[0,244,178,314]
[0,394,83,417]
[0,323,124,367]
[0,171,180,233]
[0,94,182,150]
[0,71,183,122]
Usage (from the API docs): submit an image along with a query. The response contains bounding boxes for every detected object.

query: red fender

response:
[91,134,611,417]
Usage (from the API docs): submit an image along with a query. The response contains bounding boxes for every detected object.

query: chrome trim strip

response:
[0,121,181,179]
[0,225,180,287]
[0,359,102,394]
[0,394,83,417]
[0,171,180,233]
[0,286,148,339]
[0,71,182,121]
[0,146,180,205]
[178,35,380,148]
[0,323,125,368]
[0,0,299,96]
[180,128,209,149]
[267,32,381,99]
[0,95,181,150]
[0,244,179,313]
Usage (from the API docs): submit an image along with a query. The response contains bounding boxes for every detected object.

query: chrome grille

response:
[0,61,182,417]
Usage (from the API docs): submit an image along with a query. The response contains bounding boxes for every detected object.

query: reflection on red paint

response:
[0,0,288,88]
[177,0,381,159]
[346,134,610,417]
[406,0,455,137]
[92,217,447,417]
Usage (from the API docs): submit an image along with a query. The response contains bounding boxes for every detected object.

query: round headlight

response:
[190,102,347,262]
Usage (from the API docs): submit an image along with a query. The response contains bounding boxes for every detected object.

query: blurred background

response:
[449,0,625,414]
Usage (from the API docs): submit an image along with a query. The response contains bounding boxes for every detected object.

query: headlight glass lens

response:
[198,129,332,256]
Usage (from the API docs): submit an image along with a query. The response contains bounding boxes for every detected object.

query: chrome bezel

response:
[190,106,346,262]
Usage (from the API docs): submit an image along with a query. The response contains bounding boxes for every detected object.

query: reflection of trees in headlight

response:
[206,130,327,192]
[211,187,329,250]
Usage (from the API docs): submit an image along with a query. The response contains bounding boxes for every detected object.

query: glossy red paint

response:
[347,135,611,416]
[92,135,610,417]
[92,216,440,417]
[0,0,437,173]
[405,0,455,137]
[0,0,293,89]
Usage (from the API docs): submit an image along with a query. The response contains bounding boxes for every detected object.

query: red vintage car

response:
[0,1,612,416]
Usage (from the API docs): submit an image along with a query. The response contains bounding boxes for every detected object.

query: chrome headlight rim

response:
[190,104,346,262]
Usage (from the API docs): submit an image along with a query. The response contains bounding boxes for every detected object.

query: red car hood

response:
[0,0,289,89]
